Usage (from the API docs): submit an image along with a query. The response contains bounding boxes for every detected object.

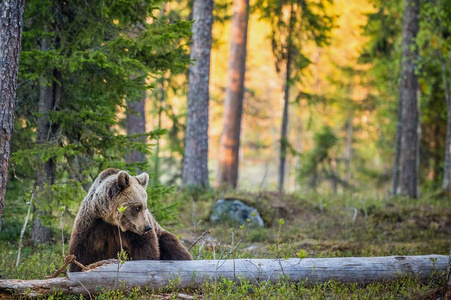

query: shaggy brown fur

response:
[68,168,192,272]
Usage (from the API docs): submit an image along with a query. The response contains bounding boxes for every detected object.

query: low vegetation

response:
[0,191,450,299]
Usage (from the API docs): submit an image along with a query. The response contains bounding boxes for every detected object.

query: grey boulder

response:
[210,199,264,227]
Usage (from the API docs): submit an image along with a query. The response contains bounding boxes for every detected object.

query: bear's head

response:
[105,171,152,235]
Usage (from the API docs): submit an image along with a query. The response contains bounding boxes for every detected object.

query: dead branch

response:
[0,255,447,297]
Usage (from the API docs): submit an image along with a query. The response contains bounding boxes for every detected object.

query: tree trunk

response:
[31,34,61,244]
[344,113,353,184]
[293,119,302,191]
[277,3,295,193]
[216,0,249,189]
[447,248,451,293]
[433,125,440,183]
[153,79,164,185]
[182,0,213,188]
[391,90,403,196]
[438,51,451,193]
[0,255,447,297]
[399,0,420,199]
[32,66,61,244]
[0,0,25,233]
[125,89,147,172]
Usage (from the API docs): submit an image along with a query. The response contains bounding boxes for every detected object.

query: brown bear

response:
[68,168,192,272]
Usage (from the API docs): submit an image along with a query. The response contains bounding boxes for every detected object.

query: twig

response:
[74,259,88,271]
[191,195,196,231]
[259,162,269,192]
[45,255,88,278]
[246,260,265,288]
[276,258,286,278]
[275,220,286,278]
[60,207,66,257]
[216,222,253,269]
[347,207,358,224]
[188,230,210,251]
[16,192,35,269]
[264,269,276,287]
[77,280,93,300]
[447,246,451,287]
[361,199,368,218]
[11,165,27,204]
[177,293,194,299]
[232,228,236,280]
[45,255,75,278]
[115,225,124,289]
[197,232,209,260]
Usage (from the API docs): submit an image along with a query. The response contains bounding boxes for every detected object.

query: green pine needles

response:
[10,0,191,230]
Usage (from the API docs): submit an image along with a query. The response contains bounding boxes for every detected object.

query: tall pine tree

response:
[399,0,420,199]
[216,0,250,188]
[0,0,25,233]
[182,0,214,188]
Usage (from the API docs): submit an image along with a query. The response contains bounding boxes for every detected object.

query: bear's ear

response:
[117,171,131,191]
[136,173,149,188]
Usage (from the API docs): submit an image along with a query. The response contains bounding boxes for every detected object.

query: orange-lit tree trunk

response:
[399,0,420,199]
[216,0,249,188]
[182,0,213,188]
[0,0,25,232]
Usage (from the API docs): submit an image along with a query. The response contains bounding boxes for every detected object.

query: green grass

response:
[0,191,450,298]
[0,243,65,280]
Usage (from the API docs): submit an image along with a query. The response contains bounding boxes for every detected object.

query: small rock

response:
[210,199,264,227]
[243,244,260,251]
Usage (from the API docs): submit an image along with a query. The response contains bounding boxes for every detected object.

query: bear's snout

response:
[144,224,152,232]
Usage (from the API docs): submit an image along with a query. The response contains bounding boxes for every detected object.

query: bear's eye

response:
[135,206,142,212]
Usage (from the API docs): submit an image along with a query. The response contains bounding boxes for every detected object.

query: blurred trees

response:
[362,0,451,198]
[298,126,338,190]
[33,31,58,243]
[419,0,451,193]
[256,0,334,192]
[146,4,192,185]
[0,0,25,233]
[216,0,249,188]
[359,0,403,195]
[2,0,451,246]
[182,0,214,188]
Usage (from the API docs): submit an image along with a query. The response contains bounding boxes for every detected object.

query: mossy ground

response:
[0,191,450,299]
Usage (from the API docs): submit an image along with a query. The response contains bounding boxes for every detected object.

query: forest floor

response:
[0,191,450,299]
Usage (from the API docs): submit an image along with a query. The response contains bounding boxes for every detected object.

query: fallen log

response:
[0,255,447,297]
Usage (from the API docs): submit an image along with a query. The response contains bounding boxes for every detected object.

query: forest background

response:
[0,0,450,269]
[1,0,451,297]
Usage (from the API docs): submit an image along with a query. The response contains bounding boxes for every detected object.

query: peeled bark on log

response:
[0,255,446,297]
